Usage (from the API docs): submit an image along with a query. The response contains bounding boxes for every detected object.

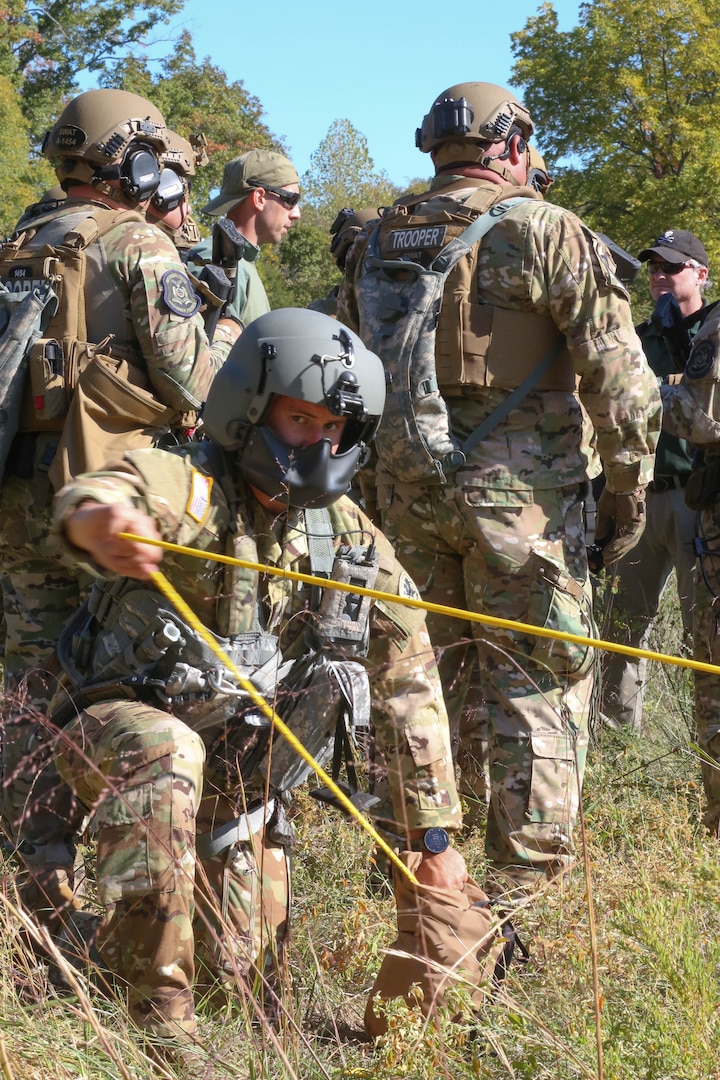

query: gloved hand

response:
[590,487,646,571]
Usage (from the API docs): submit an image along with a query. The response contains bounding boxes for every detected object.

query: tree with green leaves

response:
[5,1,183,136]
[102,31,283,219]
[275,222,340,310]
[511,0,720,308]
[0,1,188,232]
[0,71,47,234]
[301,119,400,228]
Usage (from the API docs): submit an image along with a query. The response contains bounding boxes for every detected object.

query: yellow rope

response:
[147,568,418,885]
[122,532,720,678]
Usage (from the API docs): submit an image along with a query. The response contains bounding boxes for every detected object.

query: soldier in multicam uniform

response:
[49,308,466,1059]
[659,309,720,834]
[0,89,239,932]
[338,81,661,900]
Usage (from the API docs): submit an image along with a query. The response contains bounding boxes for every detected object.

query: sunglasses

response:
[647,260,694,275]
[247,180,300,208]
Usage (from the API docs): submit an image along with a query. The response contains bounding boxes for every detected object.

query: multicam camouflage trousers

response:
[0,470,88,924]
[689,503,720,834]
[377,475,594,894]
[56,699,290,1036]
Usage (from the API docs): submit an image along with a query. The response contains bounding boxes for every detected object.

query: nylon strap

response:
[461,339,566,455]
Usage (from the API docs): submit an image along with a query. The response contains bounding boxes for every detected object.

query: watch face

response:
[423,827,450,854]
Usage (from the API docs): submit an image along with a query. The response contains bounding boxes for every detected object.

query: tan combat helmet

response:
[416,81,534,183]
[527,144,553,195]
[42,88,170,203]
[161,131,209,179]
[150,131,209,247]
[329,207,379,270]
[151,131,208,214]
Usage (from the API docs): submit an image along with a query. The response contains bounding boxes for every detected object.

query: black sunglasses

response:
[247,179,300,208]
[647,260,693,275]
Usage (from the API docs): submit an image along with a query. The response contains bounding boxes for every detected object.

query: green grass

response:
[2,581,719,1079]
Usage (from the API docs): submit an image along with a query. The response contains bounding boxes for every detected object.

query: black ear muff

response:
[121,145,161,200]
[151,167,186,212]
[517,137,527,154]
[95,143,160,202]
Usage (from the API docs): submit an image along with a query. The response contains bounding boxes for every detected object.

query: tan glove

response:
[591,487,646,569]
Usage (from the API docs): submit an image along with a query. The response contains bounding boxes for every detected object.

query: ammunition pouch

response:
[685,457,720,511]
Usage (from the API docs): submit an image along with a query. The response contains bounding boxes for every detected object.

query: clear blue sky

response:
[162,0,582,188]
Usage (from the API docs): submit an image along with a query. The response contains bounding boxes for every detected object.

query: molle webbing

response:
[377,194,572,395]
[0,207,146,436]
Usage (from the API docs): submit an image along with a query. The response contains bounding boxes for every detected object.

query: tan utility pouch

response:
[365,851,501,1038]
[437,303,574,393]
[49,347,179,491]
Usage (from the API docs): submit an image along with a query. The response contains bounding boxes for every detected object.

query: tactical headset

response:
[151,167,187,213]
[94,142,161,202]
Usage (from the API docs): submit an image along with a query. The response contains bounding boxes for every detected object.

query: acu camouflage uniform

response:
[0,197,231,922]
[660,308,720,831]
[51,441,460,1038]
[338,176,661,894]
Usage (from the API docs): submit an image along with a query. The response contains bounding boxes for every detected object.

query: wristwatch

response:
[412,827,450,854]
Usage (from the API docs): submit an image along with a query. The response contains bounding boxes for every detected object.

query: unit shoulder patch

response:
[685,338,716,381]
[398,570,421,601]
[161,269,201,317]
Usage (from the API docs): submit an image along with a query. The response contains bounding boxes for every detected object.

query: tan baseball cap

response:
[201,149,300,216]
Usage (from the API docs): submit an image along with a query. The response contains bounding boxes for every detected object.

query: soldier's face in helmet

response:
[264,395,347,452]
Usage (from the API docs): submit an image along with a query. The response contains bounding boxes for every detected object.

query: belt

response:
[648,475,688,494]
[195,799,277,860]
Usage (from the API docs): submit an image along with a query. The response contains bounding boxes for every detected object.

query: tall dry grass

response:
[1,579,719,1079]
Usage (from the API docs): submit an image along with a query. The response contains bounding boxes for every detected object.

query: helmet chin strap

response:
[478,154,524,185]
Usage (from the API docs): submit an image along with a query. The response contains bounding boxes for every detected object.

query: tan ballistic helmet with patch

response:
[42,88,170,197]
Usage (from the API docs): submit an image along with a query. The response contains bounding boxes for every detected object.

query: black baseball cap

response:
[638,229,709,267]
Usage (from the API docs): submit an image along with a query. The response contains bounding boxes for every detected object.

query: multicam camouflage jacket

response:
[338,176,661,496]
[52,440,462,833]
[2,198,230,413]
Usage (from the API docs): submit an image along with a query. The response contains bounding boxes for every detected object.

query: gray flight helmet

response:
[202,307,386,508]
